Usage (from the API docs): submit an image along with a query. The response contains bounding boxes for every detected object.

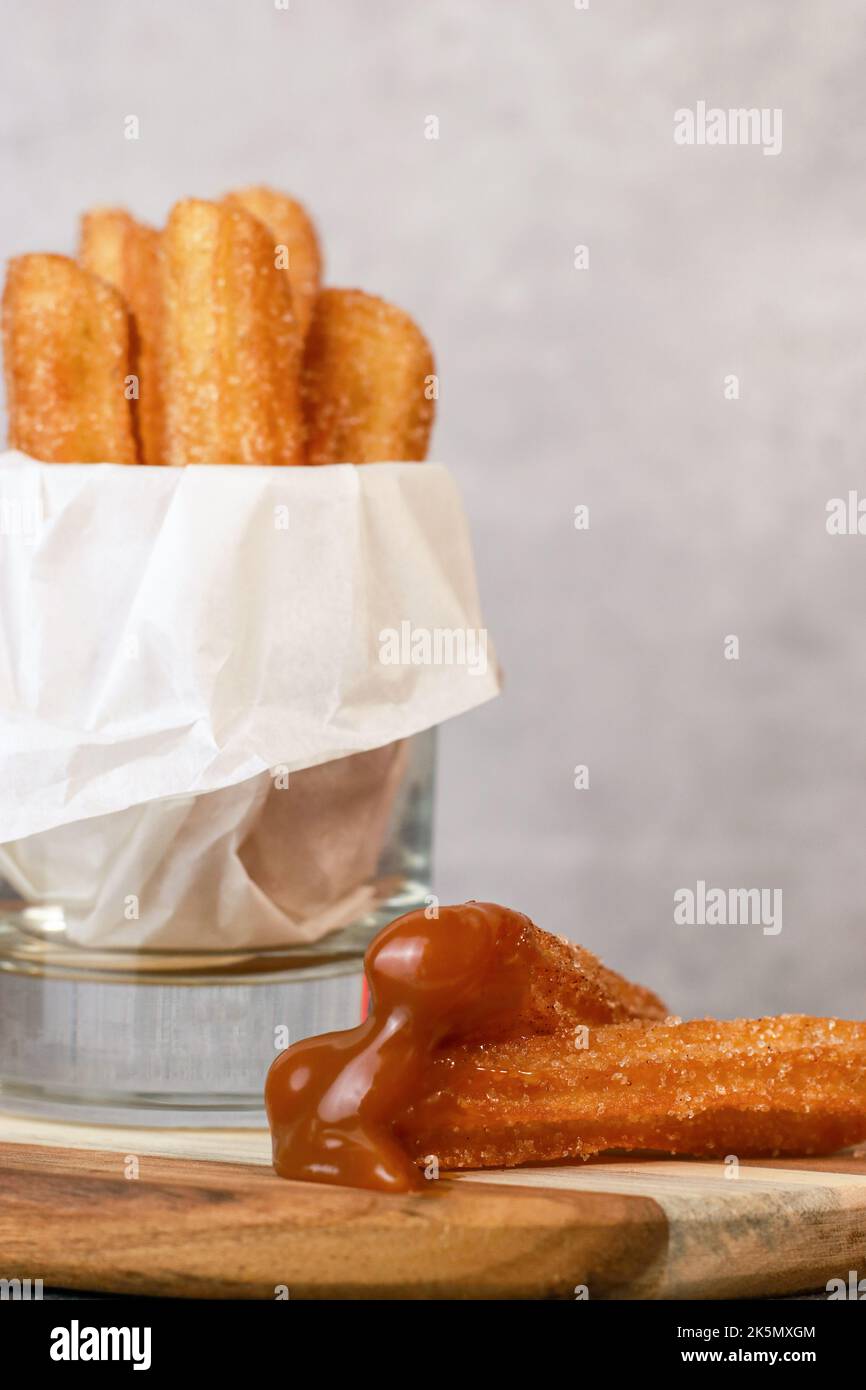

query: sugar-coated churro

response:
[162,198,304,466]
[79,207,165,465]
[2,253,137,464]
[397,1015,866,1169]
[457,913,667,1042]
[302,288,435,465]
[224,185,321,344]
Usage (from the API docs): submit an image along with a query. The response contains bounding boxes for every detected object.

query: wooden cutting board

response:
[1,1114,865,1299]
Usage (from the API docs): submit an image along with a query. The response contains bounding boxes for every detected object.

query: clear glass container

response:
[0,730,435,1125]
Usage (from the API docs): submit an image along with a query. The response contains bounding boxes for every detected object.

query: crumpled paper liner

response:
[0,455,495,949]
[0,739,415,950]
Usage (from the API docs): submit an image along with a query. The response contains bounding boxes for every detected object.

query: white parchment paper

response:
[0,454,498,947]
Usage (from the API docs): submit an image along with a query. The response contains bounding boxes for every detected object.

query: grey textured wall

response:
[2,0,865,1016]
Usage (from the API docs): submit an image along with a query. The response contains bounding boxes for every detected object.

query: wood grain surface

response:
[0,1139,665,1300]
[2,1115,866,1299]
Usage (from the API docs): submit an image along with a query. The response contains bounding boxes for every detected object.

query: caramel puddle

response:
[265,902,532,1192]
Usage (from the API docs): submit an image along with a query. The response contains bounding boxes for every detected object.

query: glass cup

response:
[0,729,435,1124]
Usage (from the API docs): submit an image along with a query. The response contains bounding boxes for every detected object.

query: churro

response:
[302,288,435,465]
[397,1015,866,1170]
[79,207,164,465]
[266,902,666,1191]
[162,198,304,466]
[2,253,137,464]
[266,902,866,1191]
[224,185,321,343]
[459,914,666,1041]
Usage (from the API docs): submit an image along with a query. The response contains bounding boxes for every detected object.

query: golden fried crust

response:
[302,288,435,465]
[397,1016,866,1170]
[161,198,304,466]
[2,253,137,464]
[457,918,667,1047]
[224,185,321,344]
[79,208,165,465]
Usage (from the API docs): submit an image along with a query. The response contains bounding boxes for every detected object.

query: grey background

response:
[2,0,865,1017]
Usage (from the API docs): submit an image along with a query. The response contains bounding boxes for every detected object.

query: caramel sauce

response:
[265,902,532,1192]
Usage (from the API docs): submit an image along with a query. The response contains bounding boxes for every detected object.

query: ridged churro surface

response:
[266,902,668,1191]
[266,902,866,1190]
[302,288,434,465]
[2,253,137,464]
[80,208,165,464]
[458,917,667,1045]
[162,198,304,466]
[224,185,321,344]
[397,1015,866,1169]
